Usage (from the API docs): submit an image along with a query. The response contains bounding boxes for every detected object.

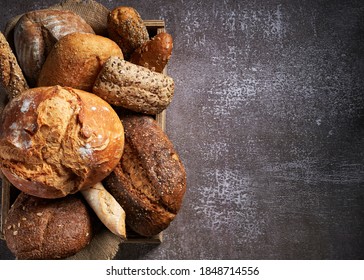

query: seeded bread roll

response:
[104,114,186,237]
[38,32,123,92]
[14,9,95,86]
[0,32,29,100]
[4,192,93,259]
[93,56,174,115]
[108,6,149,60]
[130,32,173,73]
[0,86,124,199]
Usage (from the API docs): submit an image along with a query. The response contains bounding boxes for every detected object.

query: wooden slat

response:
[0,172,11,240]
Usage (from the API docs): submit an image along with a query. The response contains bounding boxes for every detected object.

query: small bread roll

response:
[130,32,173,73]
[0,86,124,199]
[4,192,93,259]
[37,32,123,91]
[108,6,149,59]
[14,9,95,86]
[93,56,174,115]
[104,114,186,237]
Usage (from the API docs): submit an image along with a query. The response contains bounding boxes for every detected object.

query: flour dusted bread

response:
[93,56,174,115]
[38,32,123,91]
[0,86,124,198]
[4,192,92,259]
[14,9,95,86]
[104,114,186,236]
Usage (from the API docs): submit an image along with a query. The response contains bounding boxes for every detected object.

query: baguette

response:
[93,56,174,115]
[81,183,126,239]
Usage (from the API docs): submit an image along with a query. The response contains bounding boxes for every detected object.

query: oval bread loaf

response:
[93,56,174,115]
[130,32,173,73]
[4,192,93,259]
[107,6,149,60]
[104,114,186,237]
[14,9,95,86]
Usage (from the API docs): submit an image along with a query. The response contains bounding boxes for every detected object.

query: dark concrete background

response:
[1,0,364,259]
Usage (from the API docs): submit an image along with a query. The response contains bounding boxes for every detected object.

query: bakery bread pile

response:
[0,2,186,259]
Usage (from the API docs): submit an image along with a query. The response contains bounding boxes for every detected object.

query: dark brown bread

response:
[130,32,173,73]
[14,9,95,86]
[104,114,186,237]
[108,6,149,60]
[4,192,93,259]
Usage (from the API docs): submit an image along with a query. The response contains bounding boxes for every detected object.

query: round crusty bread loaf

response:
[14,9,95,86]
[104,114,186,237]
[0,86,124,199]
[4,192,93,259]
[37,32,123,92]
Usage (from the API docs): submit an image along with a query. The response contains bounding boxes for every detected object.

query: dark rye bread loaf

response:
[104,114,186,237]
[4,192,93,259]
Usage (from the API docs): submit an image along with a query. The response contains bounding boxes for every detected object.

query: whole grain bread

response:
[93,56,174,115]
[104,114,186,237]
[0,32,28,100]
[108,6,149,60]
[4,192,93,259]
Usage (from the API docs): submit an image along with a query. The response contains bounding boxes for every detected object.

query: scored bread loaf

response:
[107,6,149,60]
[14,9,95,86]
[0,32,29,100]
[37,32,123,91]
[0,86,124,199]
[4,192,93,259]
[130,32,173,73]
[104,114,186,237]
[93,56,174,115]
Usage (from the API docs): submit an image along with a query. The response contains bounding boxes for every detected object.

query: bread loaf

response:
[93,56,174,115]
[0,32,29,100]
[4,192,93,259]
[37,32,123,92]
[104,114,186,237]
[108,6,149,60]
[0,86,124,199]
[14,9,95,86]
[130,32,173,73]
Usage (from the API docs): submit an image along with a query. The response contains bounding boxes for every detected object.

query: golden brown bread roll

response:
[0,86,124,199]
[104,114,186,237]
[0,32,29,100]
[130,32,173,73]
[93,56,174,115]
[107,6,149,60]
[37,32,123,92]
[4,192,93,259]
[14,9,95,86]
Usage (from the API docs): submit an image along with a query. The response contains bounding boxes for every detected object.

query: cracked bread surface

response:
[0,86,124,198]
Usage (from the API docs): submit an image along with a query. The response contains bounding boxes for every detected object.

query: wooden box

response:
[0,19,167,259]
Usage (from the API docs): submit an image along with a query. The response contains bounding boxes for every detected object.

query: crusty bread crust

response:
[104,114,186,237]
[0,86,124,198]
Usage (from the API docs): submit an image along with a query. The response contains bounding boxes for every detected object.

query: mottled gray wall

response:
[1,0,364,259]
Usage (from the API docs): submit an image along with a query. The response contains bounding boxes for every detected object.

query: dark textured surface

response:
[1,0,364,259]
